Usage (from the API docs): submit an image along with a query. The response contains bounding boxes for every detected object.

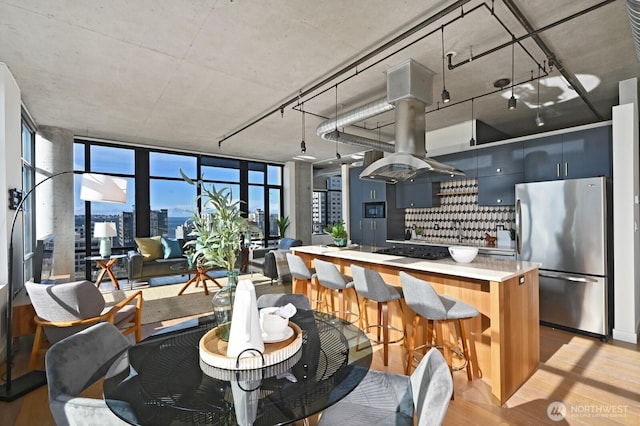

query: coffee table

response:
[171,262,222,296]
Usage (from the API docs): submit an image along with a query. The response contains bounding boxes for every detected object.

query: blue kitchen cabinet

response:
[523,126,611,182]
[349,166,389,247]
[395,178,440,208]
[478,172,523,206]
[432,150,478,181]
[561,126,611,179]
[476,142,524,176]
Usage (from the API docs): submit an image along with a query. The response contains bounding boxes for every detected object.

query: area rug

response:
[102,273,291,325]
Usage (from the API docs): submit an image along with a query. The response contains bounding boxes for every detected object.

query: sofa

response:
[250,238,303,283]
[127,236,187,282]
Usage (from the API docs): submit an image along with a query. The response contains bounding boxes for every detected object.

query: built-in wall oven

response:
[363,201,385,218]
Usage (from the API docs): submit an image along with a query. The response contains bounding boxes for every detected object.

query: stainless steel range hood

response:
[316,59,464,183]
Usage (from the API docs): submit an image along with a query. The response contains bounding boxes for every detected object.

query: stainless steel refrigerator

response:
[515,177,612,339]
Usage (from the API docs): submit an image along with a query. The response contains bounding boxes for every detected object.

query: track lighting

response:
[508,37,516,110]
[300,140,306,153]
[441,27,450,103]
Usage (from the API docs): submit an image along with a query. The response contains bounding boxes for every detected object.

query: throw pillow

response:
[134,236,163,262]
[273,249,290,281]
[161,237,183,259]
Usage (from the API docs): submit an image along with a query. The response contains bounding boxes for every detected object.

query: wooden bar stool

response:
[286,253,320,308]
[313,259,360,322]
[400,271,479,379]
[350,264,405,366]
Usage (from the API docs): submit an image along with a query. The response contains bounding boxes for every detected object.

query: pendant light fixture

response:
[469,98,476,146]
[508,37,516,110]
[300,102,307,153]
[441,27,450,104]
[334,85,341,159]
[535,65,545,127]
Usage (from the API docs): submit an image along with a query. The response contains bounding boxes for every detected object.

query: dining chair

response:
[318,348,453,426]
[350,264,405,366]
[256,293,312,310]
[313,258,359,321]
[25,280,143,370]
[400,271,479,378]
[46,322,137,426]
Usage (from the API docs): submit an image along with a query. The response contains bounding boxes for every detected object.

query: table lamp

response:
[94,222,117,258]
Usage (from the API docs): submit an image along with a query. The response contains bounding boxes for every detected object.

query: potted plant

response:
[324,220,348,247]
[181,170,260,338]
[276,216,290,239]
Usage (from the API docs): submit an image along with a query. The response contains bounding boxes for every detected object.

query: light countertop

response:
[292,245,538,282]
[386,239,517,253]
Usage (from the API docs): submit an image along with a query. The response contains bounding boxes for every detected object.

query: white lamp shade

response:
[94,222,117,238]
[80,173,127,203]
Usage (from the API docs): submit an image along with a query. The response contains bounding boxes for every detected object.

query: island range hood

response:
[316,58,464,183]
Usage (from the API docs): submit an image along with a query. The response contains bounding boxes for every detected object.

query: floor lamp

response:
[0,172,127,401]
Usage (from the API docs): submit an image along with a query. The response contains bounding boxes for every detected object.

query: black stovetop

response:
[375,245,450,260]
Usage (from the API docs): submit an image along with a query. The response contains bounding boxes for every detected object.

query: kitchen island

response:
[291,244,540,405]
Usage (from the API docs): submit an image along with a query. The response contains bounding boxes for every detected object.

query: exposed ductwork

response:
[627,0,640,62]
[316,58,463,183]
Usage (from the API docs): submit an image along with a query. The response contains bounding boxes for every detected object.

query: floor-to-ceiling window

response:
[73,139,283,280]
[21,111,36,284]
[73,142,136,281]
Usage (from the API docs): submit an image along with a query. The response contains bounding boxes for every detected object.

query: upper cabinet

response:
[432,151,478,181]
[395,178,440,208]
[476,142,524,176]
[523,126,611,182]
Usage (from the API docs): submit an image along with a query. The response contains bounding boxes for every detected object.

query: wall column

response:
[284,161,312,245]
[35,126,75,278]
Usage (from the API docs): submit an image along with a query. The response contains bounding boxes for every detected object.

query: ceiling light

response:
[493,78,511,89]
[535,65,544,127]
[300,104,307,153]
[441,27,450,103]
[469,98,476,146]
[508,38,516,110]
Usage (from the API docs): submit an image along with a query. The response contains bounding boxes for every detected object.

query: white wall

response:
[612,78,640,343]
[0,63,22,359]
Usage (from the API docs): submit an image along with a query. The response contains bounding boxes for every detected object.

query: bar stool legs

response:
[358,297,405,366]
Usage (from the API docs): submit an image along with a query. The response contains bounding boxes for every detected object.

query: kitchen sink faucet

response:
[452,220,463,243]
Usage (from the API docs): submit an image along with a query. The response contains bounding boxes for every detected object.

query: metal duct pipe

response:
[316,97,395,152]
[321,130,394,153]
[627,0,640,62]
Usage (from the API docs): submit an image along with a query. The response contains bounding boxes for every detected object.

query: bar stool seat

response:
[351,264,405,366]
[313,259,360,322]
[400,271,479,379]
[286,253,320,308]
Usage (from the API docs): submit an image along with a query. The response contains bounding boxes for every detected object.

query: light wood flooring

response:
[2,313,639,425]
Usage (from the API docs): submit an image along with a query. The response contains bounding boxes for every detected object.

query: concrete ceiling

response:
[1,0,637,171]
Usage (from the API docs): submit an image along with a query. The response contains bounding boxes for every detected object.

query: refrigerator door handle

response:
[516,199,522,255]
[539,271,600,283]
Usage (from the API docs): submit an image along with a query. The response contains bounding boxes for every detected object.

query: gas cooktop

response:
[375,245,450,260]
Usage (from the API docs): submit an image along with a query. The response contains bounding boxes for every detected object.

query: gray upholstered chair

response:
[257,293,312,311]
[46,322,137,426]
[350,264,405,366]
[400,271,479,379]
[318,348,453,426]
[25,280,143,370]
[286,253,319,307]
[313,259,359,321]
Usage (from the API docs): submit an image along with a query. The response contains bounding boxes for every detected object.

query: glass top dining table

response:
[103,310,373,425]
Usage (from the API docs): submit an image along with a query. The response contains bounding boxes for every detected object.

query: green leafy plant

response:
[276,216,290,238]
[324,220,348,239]
[181,170,260,275]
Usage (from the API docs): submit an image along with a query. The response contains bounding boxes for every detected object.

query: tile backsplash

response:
[403,178,515,245]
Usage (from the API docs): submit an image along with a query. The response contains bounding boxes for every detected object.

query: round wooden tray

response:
[199,322,303,371]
